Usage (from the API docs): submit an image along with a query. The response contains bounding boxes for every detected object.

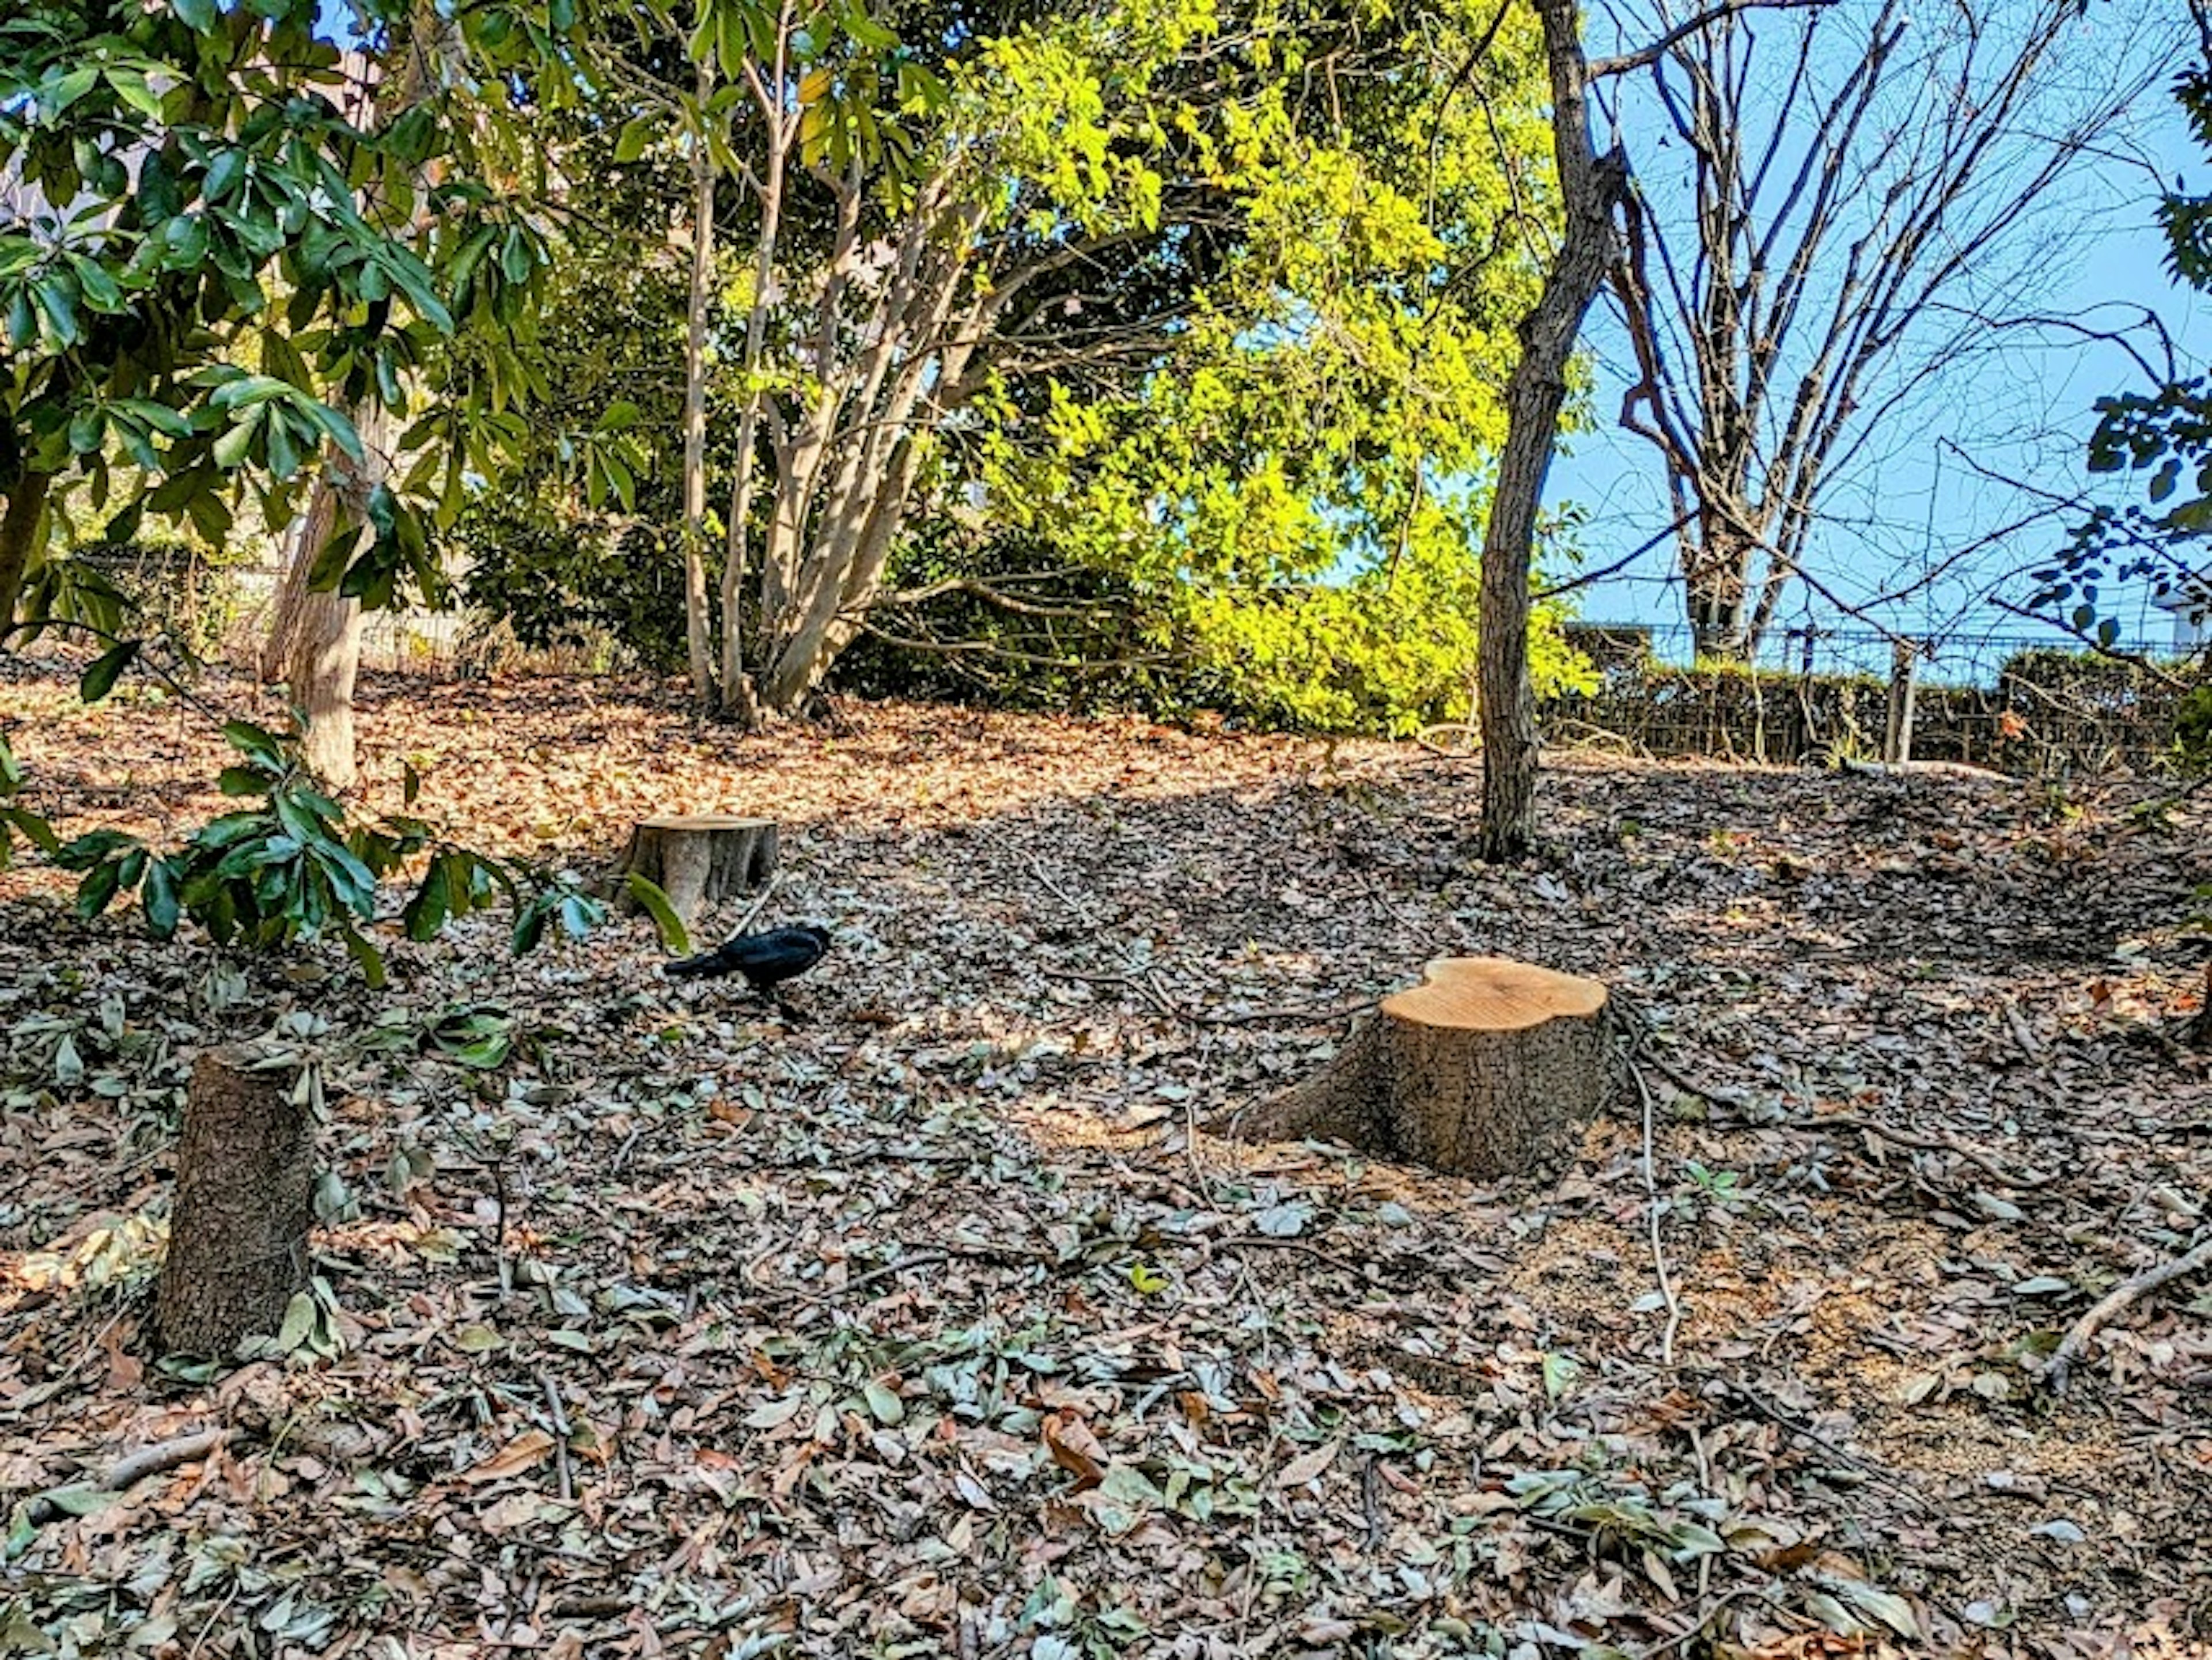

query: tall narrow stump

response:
[1235,957,1612,1178]
[157,1048,315,1358]
[618,815,778,924]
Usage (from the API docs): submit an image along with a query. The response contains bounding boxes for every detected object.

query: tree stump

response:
[617,815,778,923]
[1233,957,1613,1178]
[156,1047,316,1358]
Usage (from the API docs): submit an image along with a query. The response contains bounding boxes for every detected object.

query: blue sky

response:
[1551,2,2205,668]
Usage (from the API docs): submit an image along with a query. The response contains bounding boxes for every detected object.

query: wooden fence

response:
[1547,633,2191,775]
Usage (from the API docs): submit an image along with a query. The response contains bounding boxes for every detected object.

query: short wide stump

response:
[1233,957,1612,1178]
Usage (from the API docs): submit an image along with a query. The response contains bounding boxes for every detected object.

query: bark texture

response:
[156,1047,316,1358]
[257,476,342,683]
[619,814,778,924]
[680,58,721,708]
[1476,0,1627,863]
[1234,957,1612,1180]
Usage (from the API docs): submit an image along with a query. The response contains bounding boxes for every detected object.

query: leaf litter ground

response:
[1,665,2207,1658]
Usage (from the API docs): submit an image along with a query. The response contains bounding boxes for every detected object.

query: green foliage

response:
[621,872,692,955]
[2175,683,2212,770]
[0,727,60,873]
[2036,67,2212,657]
[53,718,603,981]
[454,500,687,673]
[21,532,252,658]
[0,0,580,620]
[1171,539,1593,736]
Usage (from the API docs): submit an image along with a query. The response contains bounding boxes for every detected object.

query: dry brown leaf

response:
[461,1430,554,1485]
[1040,1411,1108,1492]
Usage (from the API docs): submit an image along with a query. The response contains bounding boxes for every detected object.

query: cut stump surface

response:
[1232,957,1613,1179]
[618,815,778,924]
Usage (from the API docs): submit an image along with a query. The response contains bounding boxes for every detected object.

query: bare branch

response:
[1588,0,1838,79]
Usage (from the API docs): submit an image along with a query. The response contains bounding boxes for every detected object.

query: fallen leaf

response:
[461,1431,554,1485]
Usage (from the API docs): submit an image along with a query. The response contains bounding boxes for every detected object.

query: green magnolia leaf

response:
[511,900,547,957]
[623,873,691,954]
[75,858,124,920]
[218,765,275,797]
[2,806,60,857]
[105,66,163,119]
[142,857,182,938]
[78,640,139,703]
[276,1291,317,1352]
[340,925,388,989]
[863,1380,906,1424]
[222,720,288,769]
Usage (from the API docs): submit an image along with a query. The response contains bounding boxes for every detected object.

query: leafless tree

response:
[1476,0,1824,860]
[1600,0,2183,658]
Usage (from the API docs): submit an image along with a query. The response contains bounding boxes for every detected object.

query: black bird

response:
[665,924,833,1008]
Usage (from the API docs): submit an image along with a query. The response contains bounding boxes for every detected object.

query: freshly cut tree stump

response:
[156,1047,316,1358]
[1235,957,1612,1178]
[618,815,778,923]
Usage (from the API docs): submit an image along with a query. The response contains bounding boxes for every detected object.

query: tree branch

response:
[1588,0,1839,79]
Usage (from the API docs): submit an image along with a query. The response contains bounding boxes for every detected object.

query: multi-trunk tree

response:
[1601,0,2180,658]
[489,0,1573,733]
[588,1,1566,725]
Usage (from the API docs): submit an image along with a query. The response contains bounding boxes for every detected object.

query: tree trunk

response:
[156,1047,317,1359]
[680,63,720,711]
[278,403,387,790]
[259,474,344,683]
[617,814,777,925]
[1476,0,1626,865]
[288,586,366,789]
[0,471,54,635]
[1231,957,1613,1179]
[1684,554,1749,660]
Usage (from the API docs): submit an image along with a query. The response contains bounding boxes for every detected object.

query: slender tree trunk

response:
[263,5,446,748]
[259,479,343,682]
[289,588,367,787]
[1477,0,1626,863]
[1684,547,1748,660]
[680,62,719,710]
[0,471,54,634]
[279,403,389,790]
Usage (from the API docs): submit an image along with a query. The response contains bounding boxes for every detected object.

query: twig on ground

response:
[1690,1370,1930,1511]
[763,1239,1060,1313]
[1615,998,2050,1191]
[1630,1058,1684,1366]
[1211,1232,1366,1278]
[539,1371,573,1504]
[1036,963,1185,1024]
[99,1429,227,1493]
[1187,996,1378,1028]
[2047,1231,2212,1394]
[1360,1452,1385,1551]
[1790,1112,2052,1192]
[1638,1584,1766,1659]
[728,874,781,938]
[26,1430,229,1526]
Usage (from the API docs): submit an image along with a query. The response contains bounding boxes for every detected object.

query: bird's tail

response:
[664,949,730,979]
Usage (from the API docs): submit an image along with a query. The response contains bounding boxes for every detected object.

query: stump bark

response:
[1235,957,1612,1178]
[618,815,777,923]
[156,1047,316,1358]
